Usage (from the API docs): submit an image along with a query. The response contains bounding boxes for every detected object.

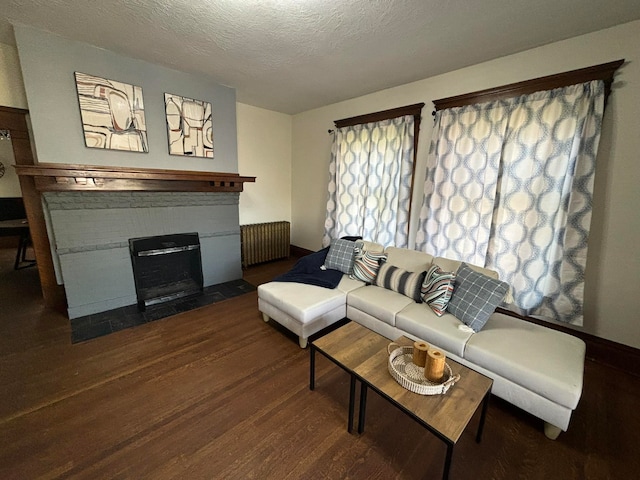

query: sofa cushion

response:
[375,262,425,302]
[385,247,433,272]
[448,263,509,332]
[257,282,346,324]
[336,274,367,294]
[324,238,357,274]
[395,303,474,357]
[421,264,456,316]
[464,312,586,409]
[351,249,387,284]
[348,285,414,327]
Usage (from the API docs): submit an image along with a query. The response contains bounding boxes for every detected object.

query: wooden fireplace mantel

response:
[15,163,256,193]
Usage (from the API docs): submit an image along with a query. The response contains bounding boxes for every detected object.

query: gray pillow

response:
[375,262,426,303]
[324,238,357,274]
[448,263,509,332]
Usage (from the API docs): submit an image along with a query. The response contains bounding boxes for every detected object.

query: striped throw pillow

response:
[375,262,426,302]
[421,264,456,316]
[351,250,387,284]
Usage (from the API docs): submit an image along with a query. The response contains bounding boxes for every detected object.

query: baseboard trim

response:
[290,245,313,258]
[583,333,640,377]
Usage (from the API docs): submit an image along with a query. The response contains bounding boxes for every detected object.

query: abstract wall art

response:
[164,93,214,158]
[74,72,148,153]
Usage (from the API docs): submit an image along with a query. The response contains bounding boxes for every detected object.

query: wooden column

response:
[0,106,66,312]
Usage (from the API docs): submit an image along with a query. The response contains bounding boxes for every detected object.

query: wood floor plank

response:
[2,248,640,479]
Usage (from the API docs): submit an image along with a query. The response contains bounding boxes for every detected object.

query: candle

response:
[425,349,446,383]
[412,341,430,367]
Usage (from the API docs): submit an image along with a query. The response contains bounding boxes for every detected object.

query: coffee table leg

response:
[476,390,490,442]
[357,382,367,434]
[309,344,316,391]
[348,375,356,433]
[442,443,453,480]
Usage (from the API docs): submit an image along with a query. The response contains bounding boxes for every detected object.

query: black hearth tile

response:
[189,292,220,308]
[236,282,256,293]
[142,304,178,323]
[110,314,144,331]
[227,278,255,289]
[213,283,239,299]
[71,313,104,330]
[121,304,142,315]
[202,284,221,294]
[70,280,255,343]
[203,290,226,302]
[71,320,113,344]
[173,298,201,313]
[71,314,99,329]
[215,280,256,299]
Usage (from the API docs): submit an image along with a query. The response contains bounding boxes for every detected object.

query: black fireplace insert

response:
[129,232,204,310]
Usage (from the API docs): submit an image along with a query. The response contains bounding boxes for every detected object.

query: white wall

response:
[0,42,26,198]
[291,20,640,349]
[0,42,27,109]
[0,139,21,197]
[236,103,291,225]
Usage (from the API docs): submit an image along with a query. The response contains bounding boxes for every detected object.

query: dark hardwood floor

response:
[1,246,639,479]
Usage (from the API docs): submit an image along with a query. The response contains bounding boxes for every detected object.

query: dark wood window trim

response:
[333,103,425,219]
[433,59,624,111]
[334,103,425,128]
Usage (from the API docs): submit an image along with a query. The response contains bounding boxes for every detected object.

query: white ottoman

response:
[258,278,359,348]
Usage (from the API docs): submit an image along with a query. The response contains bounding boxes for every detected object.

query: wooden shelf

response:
[15,163,256,193]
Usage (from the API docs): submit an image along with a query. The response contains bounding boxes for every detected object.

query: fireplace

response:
[129,233,204,310]
[16,164,255,319]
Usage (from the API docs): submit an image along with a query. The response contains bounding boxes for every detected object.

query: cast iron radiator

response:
[240,221,290,268]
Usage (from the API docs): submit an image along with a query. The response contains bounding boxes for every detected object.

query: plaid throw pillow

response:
[324,239,357,274]
[447,263,509,332]
[375,262,426,302]
[421,264,456,316]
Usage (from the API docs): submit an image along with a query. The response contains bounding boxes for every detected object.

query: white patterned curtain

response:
[416,81,605,325]
[323,115,416,248]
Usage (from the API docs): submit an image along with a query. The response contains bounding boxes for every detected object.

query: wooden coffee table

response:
[310,321,391,432]
[310,321,493,480]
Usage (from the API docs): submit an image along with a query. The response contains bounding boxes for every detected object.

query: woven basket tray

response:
[387,343,460,395]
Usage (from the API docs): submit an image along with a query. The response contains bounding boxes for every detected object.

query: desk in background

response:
[0,219,35,270]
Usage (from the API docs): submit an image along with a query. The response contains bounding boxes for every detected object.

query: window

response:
[323,103,423,248]
[416,61,623,325]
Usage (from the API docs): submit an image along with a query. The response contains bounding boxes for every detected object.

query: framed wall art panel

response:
[164,93,214,158]
[74,72,148,153]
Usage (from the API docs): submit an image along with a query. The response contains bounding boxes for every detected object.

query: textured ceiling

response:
[2,0,640,114]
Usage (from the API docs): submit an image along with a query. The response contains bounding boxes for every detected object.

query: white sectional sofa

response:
[257,242,586,439]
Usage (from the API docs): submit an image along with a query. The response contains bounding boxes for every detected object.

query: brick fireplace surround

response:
[15,164,255,319]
